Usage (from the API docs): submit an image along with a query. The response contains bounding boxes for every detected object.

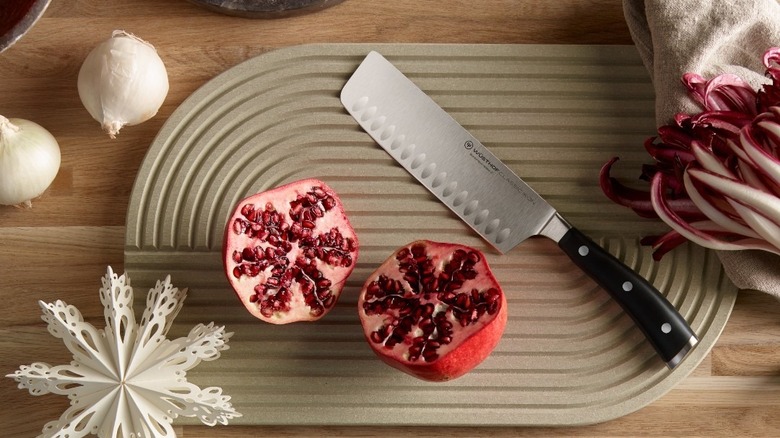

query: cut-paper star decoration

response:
[7,266,241,438]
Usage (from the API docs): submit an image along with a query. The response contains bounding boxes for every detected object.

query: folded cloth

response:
[623,0,780,297]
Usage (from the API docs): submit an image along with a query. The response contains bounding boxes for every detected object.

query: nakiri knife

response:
[340,51,698,369]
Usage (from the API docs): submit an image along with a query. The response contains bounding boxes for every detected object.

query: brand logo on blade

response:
[463,139,538,206]
[470,146,499,172]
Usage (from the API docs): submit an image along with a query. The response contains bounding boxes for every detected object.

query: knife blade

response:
[340,50,698,369]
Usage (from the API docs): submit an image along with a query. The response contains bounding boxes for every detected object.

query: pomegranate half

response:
[358,240,507,381]
[223,178,359,324]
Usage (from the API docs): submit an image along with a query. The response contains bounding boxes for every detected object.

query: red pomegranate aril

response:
[223,178,359,324]
[358,240,507,382]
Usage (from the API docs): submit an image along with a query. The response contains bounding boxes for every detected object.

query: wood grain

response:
[1,1,778,437]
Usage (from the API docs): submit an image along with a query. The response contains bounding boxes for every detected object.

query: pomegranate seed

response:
[311,186,326,197]
[295,219,308,233]
[232,218,247,234]
[241,203,255,217]
[366,282,380,294]
[322,196,336,210]
[398,318,413,332]
[446,281,463,292]
[439,291,455,302]
[289,204,302,219]
[403,272,419,284]
[422,349,439,362]
[421,276,438,292]
[418,318,434,331]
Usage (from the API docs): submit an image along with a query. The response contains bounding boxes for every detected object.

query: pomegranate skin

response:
[223,178,359,324]
[358,240,507,382]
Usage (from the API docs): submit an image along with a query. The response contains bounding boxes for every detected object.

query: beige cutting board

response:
[124,43,737,426]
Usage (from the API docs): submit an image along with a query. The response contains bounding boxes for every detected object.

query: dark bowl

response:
[0,0,52,53]
[187,0,346,18]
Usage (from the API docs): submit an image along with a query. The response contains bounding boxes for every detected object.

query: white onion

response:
[0,116,61,207]
[77,30,169,138]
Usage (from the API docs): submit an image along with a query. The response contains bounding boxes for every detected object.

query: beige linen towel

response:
[623,0,780,296]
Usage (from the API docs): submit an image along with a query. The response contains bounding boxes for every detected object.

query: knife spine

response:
[347,96,509,251]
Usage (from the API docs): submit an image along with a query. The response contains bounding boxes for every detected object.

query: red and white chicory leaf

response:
[600,47,780,258]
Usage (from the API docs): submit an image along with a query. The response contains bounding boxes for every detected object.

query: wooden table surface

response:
[2,1,780,437]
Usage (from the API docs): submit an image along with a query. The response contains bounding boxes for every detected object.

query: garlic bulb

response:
[77,30,169,138]
[0,116,61,207]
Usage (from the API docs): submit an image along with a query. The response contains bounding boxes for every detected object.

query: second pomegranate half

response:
[223,178,359,324]
[358,240,507,381]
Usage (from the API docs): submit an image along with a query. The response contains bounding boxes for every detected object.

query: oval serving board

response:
[125,43,737,426]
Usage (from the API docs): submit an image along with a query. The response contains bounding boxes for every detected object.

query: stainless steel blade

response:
[340,51,559,253]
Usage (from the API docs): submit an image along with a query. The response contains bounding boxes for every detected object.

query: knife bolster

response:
[539,213,572,242]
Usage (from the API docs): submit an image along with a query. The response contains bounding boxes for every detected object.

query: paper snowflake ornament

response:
[7,266,241,438]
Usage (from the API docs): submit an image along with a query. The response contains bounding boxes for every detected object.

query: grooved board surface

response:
[124,44,737,426]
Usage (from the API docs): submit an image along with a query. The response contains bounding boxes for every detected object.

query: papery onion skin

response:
[601,47,780,258]
[77,30,169,138]
[0,116,61,207]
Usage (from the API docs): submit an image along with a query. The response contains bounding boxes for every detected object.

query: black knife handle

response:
[558,227,698,369]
